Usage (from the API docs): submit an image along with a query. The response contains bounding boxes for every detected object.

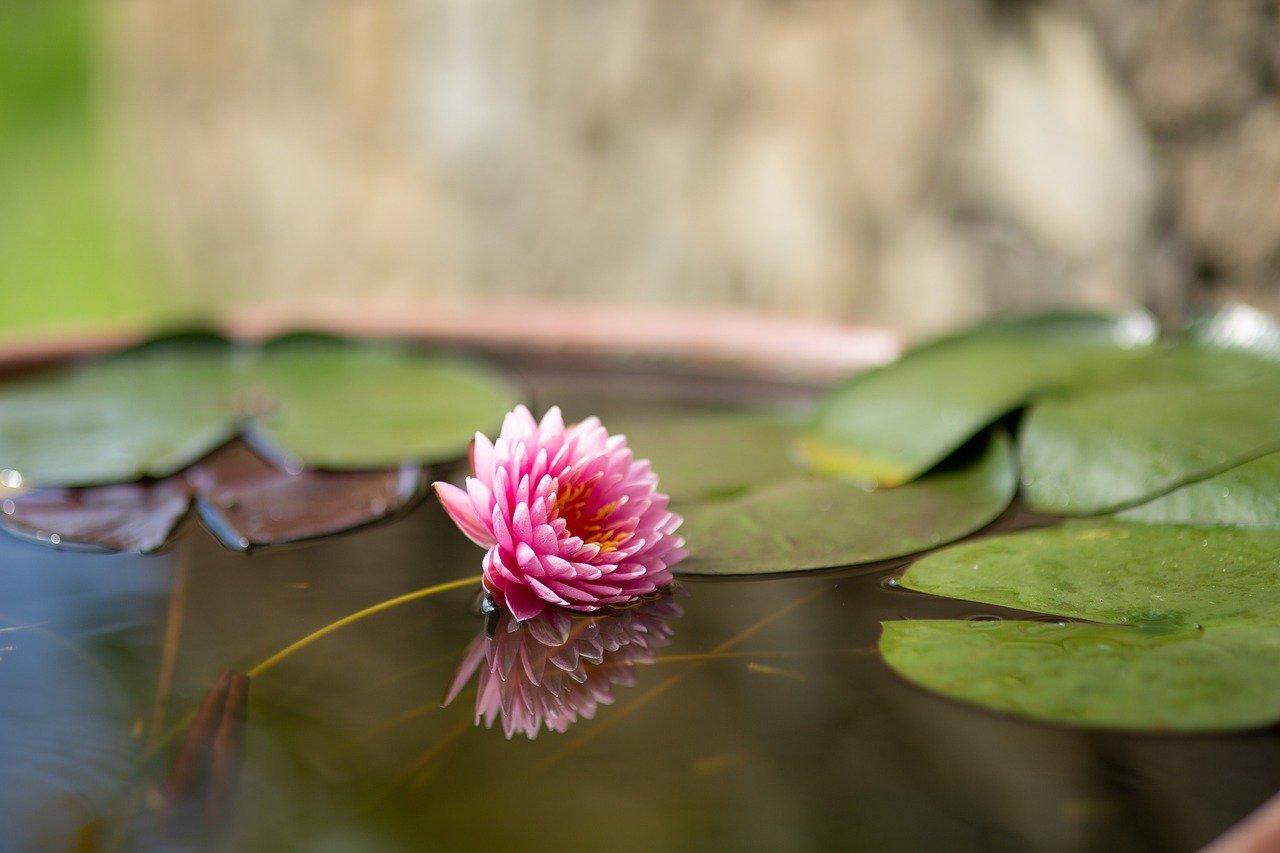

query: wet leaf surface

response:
[1021,309,1280,516]
[0,336,519,488]
[882,621,1280,731]
[188,443,422,551]
[0,478,191,553]
[676,432,1016,575]
[803,312,1155,486]
[882,521,1280,730]
[1117,450,1280,527]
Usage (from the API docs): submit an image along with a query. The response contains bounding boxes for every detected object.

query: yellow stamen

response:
[553,478,627,551]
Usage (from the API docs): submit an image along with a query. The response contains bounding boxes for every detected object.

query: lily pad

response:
[1019,342,1280,516]
[0,336,520,488]
[803,312,1155,486]
[611,411,802,501]
[247,338,518,470]
[675,432,1016,575]
[881,621,1280,731]
[0,339,236,487]
[188,442,421,551]
[1117,451,1280,527]
[881,521,1280,730]
[0,442,424,553]
[0,478,192,552]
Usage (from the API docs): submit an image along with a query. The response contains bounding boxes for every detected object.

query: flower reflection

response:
[444,595,682,739]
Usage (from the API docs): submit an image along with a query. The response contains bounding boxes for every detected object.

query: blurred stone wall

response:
[1070,0,1280,320]
[105,0,1280,337]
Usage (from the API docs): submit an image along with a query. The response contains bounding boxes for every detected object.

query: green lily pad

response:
[1019,341,1280,516]
[803,312,1156,486]
[675,432,1016,575]
[896,521,1280,625]
[881,521,1280,730]
[0,339,237,486]
[0,336,520,488]
[612,411,802,501]
[1117,451,1280,527]
[247,338,517,470]
[881,621,1280,731]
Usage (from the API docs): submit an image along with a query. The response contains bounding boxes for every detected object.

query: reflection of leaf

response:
[612,411,801,501]
[804,312,1155,486]
[188,442,422,551]
[0,479,191,552]
[881,521,1280,730]
[1021,312,1280,516]
[157,669,249,842]
[676,432,1016,575]
[0,337,519,488]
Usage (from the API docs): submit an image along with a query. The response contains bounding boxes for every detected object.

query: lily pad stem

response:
[246,574,481,678]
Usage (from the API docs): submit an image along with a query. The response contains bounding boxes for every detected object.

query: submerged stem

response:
[246,574,481,679]
[138,574,481,774]
[147,550,191,750]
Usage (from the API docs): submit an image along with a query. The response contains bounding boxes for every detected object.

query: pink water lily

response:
[433,405,685,621]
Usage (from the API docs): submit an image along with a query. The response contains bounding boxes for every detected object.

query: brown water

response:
[2,363,1278,851]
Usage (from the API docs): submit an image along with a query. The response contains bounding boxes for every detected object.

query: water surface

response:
[0,365,1276,851]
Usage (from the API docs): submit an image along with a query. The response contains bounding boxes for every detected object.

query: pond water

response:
[1,359,1277,851]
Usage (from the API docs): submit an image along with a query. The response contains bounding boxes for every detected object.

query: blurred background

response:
[3,0,1279,346]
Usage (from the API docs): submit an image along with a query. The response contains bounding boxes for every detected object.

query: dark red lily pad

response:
[0,478,191,552]
[187,442,422,551]
[0,442,423,553]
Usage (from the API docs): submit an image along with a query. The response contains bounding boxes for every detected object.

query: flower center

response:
[553,478,627,551]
